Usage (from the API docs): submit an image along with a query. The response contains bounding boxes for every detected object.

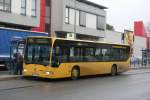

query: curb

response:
[0,75,22,81]
[130,67,150,70]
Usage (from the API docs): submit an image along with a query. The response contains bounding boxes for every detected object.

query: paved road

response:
[0,71,150,100]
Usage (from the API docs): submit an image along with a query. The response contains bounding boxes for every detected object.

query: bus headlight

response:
[45,71,53,75]
[23,69,27,72]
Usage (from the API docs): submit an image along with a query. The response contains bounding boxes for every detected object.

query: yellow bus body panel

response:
[23,58,130,79]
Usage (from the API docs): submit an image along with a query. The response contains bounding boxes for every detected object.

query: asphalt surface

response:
[0,70,150,100]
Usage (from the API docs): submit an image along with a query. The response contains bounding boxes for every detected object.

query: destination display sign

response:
[28,38,50,44]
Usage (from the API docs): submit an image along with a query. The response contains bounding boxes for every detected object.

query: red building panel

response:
[134,21,147,37]
[32,0,45,32]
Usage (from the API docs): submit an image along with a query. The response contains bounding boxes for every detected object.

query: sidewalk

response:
[130,64,150,69]
[123,68,150,75]
[0,68,150,81]
[0,71,21,81]
[0,75,21,81]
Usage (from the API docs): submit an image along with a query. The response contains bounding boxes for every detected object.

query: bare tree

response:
[106,24,115,31]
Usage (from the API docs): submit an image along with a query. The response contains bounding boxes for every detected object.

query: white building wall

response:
[105,30,147,59]
[105,30,123,44]
[133,36,147,59]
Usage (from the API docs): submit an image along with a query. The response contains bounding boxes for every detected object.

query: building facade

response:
[0,0,107,41]
[44,0,107,41]
[105,21,148,61]
[104,30,123,44]
[0,0,40,30]
[1,0,147,47]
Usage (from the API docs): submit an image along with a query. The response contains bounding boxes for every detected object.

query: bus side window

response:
[102,49,108,61]
[69,47,76,62]
[112,48,120,61]
[84,47,97,62]
[54,46,69,63]
[74,47,82,62]
[95,48,102,61]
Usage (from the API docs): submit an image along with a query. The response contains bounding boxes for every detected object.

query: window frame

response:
[0,0,11,12]
[31,0,37,17]
[21,0,26,16]
[65,7,79,25]
[79,11,86,27]
[86,13,97,29]
[65,7,69,24]
[97,15,105,31]
[0,0,4,11]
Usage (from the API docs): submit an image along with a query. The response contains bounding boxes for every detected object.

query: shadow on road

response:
[21,73,127,83]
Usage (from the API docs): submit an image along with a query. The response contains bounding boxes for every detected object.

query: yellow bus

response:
[23,37,131,79]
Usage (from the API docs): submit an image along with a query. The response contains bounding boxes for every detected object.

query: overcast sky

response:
[88,0,150,32]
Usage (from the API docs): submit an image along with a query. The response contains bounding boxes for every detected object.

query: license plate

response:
[32,74,38,77]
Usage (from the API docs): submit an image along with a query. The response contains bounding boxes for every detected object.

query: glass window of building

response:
[79,11,86,27]
[4,0,11,12]
[65,7,69,24]
[97,16,105,30]
[76,10,79,26]
[69,8,75,25]
[68,8,79,25]
[86,13,97,29]
[65,7,79,25]
[45,24,50,33]
[32,0,36,17]
[0,0,11,12]
[0,0,3,11]
[45,6,50,24]
[46,0,50,6]
[21,0,26,15]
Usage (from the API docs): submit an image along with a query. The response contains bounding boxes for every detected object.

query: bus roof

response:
[27,36,130,47]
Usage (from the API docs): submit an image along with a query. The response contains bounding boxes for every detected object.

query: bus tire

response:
[111,65,117,76]
[71,67,80,80]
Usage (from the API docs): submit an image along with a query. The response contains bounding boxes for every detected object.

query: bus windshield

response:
[25,38,51,66]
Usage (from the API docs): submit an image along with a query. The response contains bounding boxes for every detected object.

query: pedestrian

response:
[12,53,17,75]
[131,56,135,68]
[14,52,23,75]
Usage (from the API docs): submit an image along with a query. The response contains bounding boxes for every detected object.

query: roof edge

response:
[77,0,107,9]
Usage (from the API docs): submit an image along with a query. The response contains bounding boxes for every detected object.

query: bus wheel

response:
[71,67,80,80]
[111,65,117,76]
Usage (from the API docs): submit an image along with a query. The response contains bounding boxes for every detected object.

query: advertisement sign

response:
[124,30,134,46]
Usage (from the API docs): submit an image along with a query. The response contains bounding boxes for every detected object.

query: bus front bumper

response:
[23,70,56,79]
[23,69,69,79]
